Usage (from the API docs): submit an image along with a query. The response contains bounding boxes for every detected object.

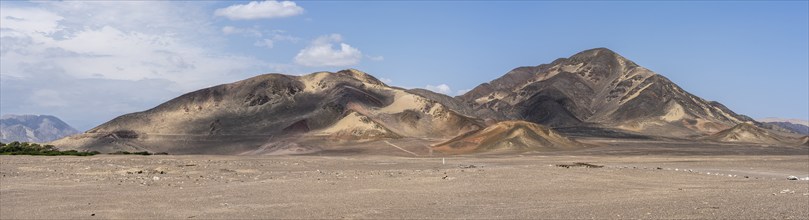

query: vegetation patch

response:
[0,142,99,156]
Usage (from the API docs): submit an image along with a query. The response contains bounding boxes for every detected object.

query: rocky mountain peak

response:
[458,48,751,135]
[1,114,79,143]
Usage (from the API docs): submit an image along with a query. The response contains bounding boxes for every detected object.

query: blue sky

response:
[1,1,807,130]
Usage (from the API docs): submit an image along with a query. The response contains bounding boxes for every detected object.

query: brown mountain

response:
[458,48,754,137]
[52,69,483,154]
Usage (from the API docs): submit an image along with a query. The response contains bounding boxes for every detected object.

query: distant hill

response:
[1,115,80,143]
[757,118,809,135]
[758,118,809,126]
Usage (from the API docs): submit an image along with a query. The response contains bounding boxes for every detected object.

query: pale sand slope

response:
[1,155,808,219]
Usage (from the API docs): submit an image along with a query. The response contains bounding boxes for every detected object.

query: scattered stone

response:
[780,189,794,194]
[459,165,477,169]
[153,176,160,181]
[787,176,799,180]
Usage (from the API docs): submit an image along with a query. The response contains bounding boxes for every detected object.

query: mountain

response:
[1,115,80,143]
[457,48,754,137]
[432,121,581,154]
[52,48,796,154]
[52,69,484,154]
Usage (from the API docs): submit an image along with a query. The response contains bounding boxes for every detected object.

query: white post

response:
[442,157,445,165]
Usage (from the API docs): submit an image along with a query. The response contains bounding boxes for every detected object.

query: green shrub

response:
[0,142,98,156]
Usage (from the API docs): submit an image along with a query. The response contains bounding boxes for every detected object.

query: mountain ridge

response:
[51,48,803,154]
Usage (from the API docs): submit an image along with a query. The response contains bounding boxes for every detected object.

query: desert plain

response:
[2,139,807,219]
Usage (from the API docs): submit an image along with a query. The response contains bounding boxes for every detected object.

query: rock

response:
[153,176,160,181]
[787,176,799,180]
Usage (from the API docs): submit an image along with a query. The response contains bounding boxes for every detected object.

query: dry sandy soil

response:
[2,144,808,219]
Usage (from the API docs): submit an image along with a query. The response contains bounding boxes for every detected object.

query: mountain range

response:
[1,114,80,143]
[51,48,808,154]
[757,118,809,135]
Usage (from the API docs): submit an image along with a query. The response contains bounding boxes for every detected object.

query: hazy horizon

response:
[1,1,807,131]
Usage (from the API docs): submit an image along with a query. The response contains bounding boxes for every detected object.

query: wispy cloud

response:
[214,1,304,20]
[425,84,452,95]
[294,34,363,67]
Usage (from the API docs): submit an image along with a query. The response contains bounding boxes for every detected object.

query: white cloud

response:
[0,7,63,35]
[425,84,452,95]
[294,34,363,67]
[0,2,270,129]
[214,1,304,20]
[367,55,385,61]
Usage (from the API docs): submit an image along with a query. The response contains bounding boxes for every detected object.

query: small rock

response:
[787,176,799,180]
[153,176,160,181]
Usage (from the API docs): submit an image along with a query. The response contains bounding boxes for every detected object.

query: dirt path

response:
[384,140,420,156]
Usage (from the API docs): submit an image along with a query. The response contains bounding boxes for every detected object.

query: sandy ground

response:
[2,152,808,219]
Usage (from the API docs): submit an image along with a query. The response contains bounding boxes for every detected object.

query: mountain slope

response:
[458,48,754,136]
[432,121,581,154]
[1,115,79,143]
[52,69,483,154]
[705,122,788,145]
